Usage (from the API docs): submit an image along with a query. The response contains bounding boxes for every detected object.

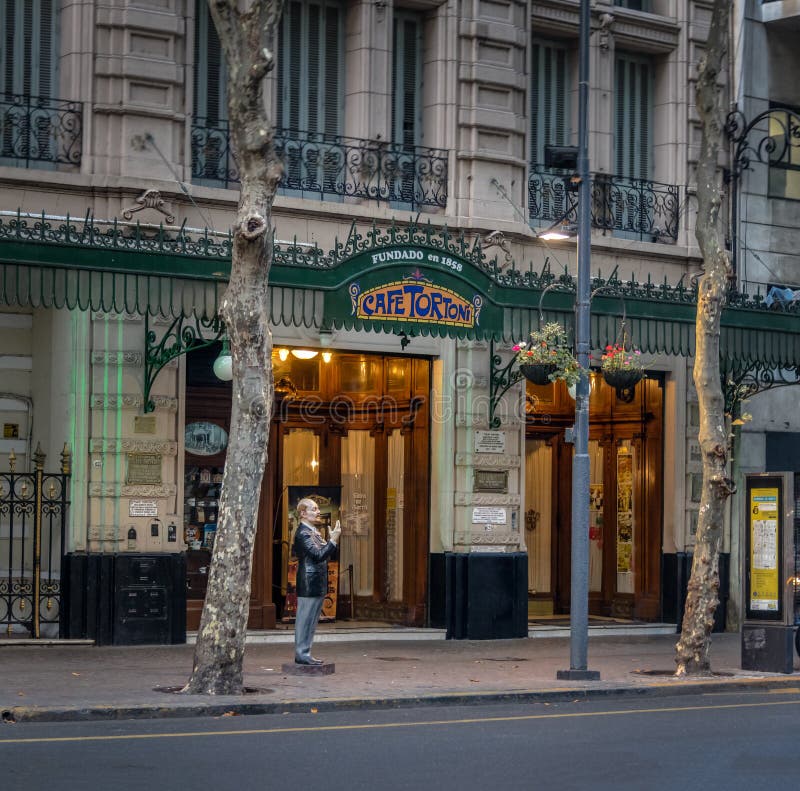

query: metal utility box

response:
[113,553,186,646]
[61,552,186,646]
[741,473,799,673]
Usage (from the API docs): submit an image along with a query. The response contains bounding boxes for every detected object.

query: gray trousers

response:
[295,596,325,661]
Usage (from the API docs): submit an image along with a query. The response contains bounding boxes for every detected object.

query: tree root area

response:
[154,686,271,695]
[631,669,733,678]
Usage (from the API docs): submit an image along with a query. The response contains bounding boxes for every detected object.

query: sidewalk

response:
[2,633,799,723]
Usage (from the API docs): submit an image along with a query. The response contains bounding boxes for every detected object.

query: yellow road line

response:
[2,697,800,746]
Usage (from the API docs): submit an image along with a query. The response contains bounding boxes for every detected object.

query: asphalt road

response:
[3,690,800,791]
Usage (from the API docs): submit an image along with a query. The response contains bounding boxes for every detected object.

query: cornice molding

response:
[455,492,520,506]
[91,393,178,412]
[90,438,177,455]
[455,453,520,468]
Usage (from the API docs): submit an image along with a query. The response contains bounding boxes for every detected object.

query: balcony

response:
[191,119,448,210]
[0,94,82,169]
[528,165,680,244]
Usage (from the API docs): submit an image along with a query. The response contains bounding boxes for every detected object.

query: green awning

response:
[1,212,799,368]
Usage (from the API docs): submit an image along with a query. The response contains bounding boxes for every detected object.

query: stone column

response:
[91,0,188,181]
[451,0,531,226]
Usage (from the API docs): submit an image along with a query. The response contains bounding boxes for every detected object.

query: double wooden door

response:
[524,375,663,620]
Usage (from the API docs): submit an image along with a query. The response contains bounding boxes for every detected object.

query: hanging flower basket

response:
[601,367,643,390]
[600,342,644,400]
[513,323,582,388]
[519,362,559,385]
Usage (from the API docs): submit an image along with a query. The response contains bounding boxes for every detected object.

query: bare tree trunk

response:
[675,0,734,677]
[183,0,284,695]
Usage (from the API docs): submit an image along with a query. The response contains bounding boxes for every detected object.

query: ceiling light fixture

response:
[291,349,318,360]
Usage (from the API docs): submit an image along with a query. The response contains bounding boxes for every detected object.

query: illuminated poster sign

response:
[349,269,483,329]
[748,485,781,613]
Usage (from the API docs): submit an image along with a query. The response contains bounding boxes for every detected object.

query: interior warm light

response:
[291,349,318,360]
[278,348,290,362]
[310,459,319,471]
[321,351,332,363]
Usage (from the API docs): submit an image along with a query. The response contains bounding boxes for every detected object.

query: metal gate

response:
[0,444,70,638]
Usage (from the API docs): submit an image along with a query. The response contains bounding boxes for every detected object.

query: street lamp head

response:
[538,222,577,241]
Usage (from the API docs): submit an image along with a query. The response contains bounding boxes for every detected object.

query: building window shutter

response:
[530,40,570,165]
[615,53,653,180]
[392,11,422,149]
[1,0,58,99]
[194,0,227,123]
[277,0,343,136]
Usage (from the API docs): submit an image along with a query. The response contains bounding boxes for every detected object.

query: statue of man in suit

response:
[292,497,341,665]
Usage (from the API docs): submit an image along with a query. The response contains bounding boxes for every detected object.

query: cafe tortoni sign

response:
[346,246,485,331]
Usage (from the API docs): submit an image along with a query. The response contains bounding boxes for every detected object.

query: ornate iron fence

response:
[0,94,82,168]
[191,119,448,209]
[528,166,680,243]
[0,444,70,638]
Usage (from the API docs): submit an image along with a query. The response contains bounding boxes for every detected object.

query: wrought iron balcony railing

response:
[191,119,448,209]
[0,94,82,168]
[528,165,680,243]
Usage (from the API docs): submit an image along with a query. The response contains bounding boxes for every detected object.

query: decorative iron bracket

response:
[489,340,525,429]
[726,105,800,271]
[144,313,225,413]
[722,360,800,417]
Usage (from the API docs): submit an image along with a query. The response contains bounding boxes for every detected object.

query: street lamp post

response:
[557,0,600,681]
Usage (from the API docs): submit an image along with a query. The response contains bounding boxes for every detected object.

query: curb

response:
[4,675,800,724]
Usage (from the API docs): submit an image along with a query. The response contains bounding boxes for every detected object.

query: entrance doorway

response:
[183,344,431,630]
[523,373,663,620]
[271,351,431,625]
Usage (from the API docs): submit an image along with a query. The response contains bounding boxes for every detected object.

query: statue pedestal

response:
[281,662,335,676]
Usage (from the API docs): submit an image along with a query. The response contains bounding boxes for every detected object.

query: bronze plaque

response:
[126,453,163,485]
[473,469,508,493]
[3,423,19,439]
[134,415,157,434]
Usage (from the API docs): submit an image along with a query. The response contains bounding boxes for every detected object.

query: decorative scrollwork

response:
[191,120,449,210]
[528,165,680,243]
[0,93,82,168]
[1,453,70,637]
[726,105,800,178]
[489,342,525,429]
[143,313,226,413]
[722,361,800,415]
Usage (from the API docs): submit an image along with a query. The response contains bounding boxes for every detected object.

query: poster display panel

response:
[745,476,783,621]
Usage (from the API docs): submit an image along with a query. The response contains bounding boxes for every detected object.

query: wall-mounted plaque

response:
[474,470,508,493]
[126,453,163,485]
[129,499,158,518]
[474,430,505,454]
[471,506,507,524]
[134,415,156,434]
[3,423,19,438]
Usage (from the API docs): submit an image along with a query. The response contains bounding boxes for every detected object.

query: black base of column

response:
[556,669,601,681]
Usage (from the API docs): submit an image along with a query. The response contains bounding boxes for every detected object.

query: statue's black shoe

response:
[295,656,324,665]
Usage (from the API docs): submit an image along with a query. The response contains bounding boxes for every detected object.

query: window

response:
[192,1,233,185]
[276,0,344,136]
[392,10,423,150]
[615,52,653,181]
[194,2,227,125]
[0,0,60,167]
[530,39,571,166]
[767,104,800,201]
[0,0,57,100]
[614,0,651,10]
